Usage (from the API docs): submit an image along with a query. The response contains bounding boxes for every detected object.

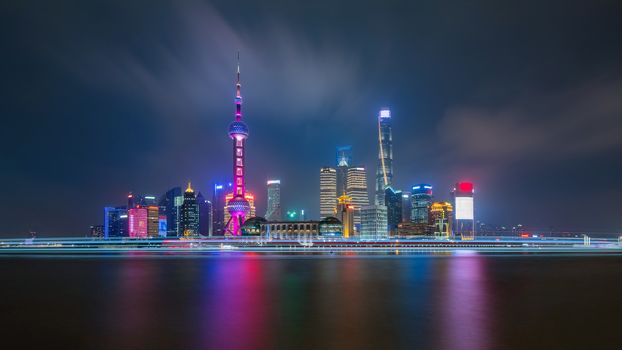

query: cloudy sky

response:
[2,0,622,236]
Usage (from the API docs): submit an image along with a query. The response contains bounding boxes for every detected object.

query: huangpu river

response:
[1,252,621,349]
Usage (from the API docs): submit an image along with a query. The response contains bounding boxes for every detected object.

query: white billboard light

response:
[455,197,474,220]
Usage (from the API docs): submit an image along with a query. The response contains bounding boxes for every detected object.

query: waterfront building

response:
[104,206,128,238]
[318,217,343,238]
[159,187,182,237]
[360,205,388,240]
[90,225,104,238]
[397,222,428,236]
[212,183,226,236]
[224,57,251,236]
[346,166,369,228]
[180,182,199,237]
[401,191,412,222]
[128,207,148,238]
[158,215,167,237]
[384,187,402,235]
[266,180,282,221]
[429,201,453,239]
[147,205,160,237]
[197,192,213,236]
[337,193,354,238]
[320,167,337,219]
[411,184,433,224]
[264,220,320,239]
[336,145,352,196]
[375,108,393,205]
[451,182,474,240]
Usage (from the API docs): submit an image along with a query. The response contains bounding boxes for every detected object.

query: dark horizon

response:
[2,0,622,236]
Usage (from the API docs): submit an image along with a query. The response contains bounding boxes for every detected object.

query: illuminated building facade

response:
[147,205,160,237]
[360,205,388,240]
[128,207,148,238]
[320,167,337,219]
[158,215,167,237]
[212,183,225,236]
[375,108,393,205]
[90,225,104,238]
[401,191,412,222]
[197,192,212,236]
[451,182,474,240]
[104,206,128,238]
[336,145,352,196]
[319,216,343,237]
[224,56,251,236]
[266,180,282,221]
[411,184,433,224]
[264,221,320,239]
[346,166,369,228]
[337,193,354,238]
[159,187,182,237]
[384,187,402,235]
[180,182,199,237]
[429,201,453,239]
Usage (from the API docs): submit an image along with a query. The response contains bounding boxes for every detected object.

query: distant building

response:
[158,215,167,237]
[128,207,148,238]
[320,167,337,219]
[180,182,199,237]
[197,192,212,236]
[375,108,393,205]
[159,187,182,237]
[142,195,157,207]
[430,201,453,239]
[346,166,369,228]
[336,145,352,196]
[319,217,343,238]
[266,180,282,221]
[212,183,226,236]
[337,193,354,238]
[90,225,104,238]
[104,206,128,238]
[384,187,402,235]
[264,220,320,239]
[411,184,433,224]
[147,206,160,238]
[360,205,388,240]
[401,191,412,222]
[452,182,474,240]
[397,222,428,236]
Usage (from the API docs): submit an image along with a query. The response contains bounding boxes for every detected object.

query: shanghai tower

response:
[224,54,251,236]
[375,108,393,205]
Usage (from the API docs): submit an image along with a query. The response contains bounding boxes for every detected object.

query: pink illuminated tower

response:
[224,54,251,236]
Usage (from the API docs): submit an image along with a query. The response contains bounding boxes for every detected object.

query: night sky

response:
[2,0,622,236]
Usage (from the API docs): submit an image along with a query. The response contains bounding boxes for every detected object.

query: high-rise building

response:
[142,195,157,206]
[180,182,199,237]
[346,166,369,228]
[401,191,412,222]
[197,192,213,236]
[147,205,160,237]
[159,187,182,237]
[375,108,393,205]
[336,145,352,196]
[266,180,282,221]
[429,202,453,239]
[384,187,402,235]
[212,183,226,236]
[320,167,337,219]
[158,215,167,237]
[452,182,475,240]
[337,193,354,238]
[104,206,128,238]
[128,207,148,238]
[360,205,388,240]
[224,56,251,236]
[411,184,433,224]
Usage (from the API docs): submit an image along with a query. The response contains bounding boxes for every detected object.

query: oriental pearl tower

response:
[224,54,251,236]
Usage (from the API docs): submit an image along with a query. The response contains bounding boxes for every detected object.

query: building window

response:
[236,148,243,157]
[236,168,243,176]
[236,178,242,185]
[236,139,243,147]
[236,158,243,166]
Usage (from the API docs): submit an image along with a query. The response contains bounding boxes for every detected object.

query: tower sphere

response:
[228,120,249,139]
[227,196,251,215]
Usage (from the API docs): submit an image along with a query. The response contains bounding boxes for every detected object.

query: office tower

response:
[224,192,256,225]
[401,191,412,222]
[104,206,128,238]
[266,180,282,221]
[452,182,474,240]
[147,205,159,237]
[429,202,453,239]
[197,192,213,236]
[337,193,354,238]
[142,195,157,206]
[411,184,433,224]
[159,187,182,237]
[212,183,225,236]
[346,166,369,228]
[127,192,141,209]
[320,167,337,219]
[384,187,403,235]
[158,215,167,237]
[375,108,393,205]
[90,225,104,238]
[336,145,352,196]
[180,182,199,237]
[128,207,148,238]
[224,56,251,236]
[360,205,388,240]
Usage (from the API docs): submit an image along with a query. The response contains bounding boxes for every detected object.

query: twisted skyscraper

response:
[224,55,251,236]
[375,108,393,205]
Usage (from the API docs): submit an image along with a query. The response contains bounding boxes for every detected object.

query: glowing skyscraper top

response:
[224,54,251,236]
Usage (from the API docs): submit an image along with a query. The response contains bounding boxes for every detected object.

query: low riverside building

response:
[241,217,343,239]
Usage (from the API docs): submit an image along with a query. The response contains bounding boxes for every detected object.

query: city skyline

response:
[2,0,622,236]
